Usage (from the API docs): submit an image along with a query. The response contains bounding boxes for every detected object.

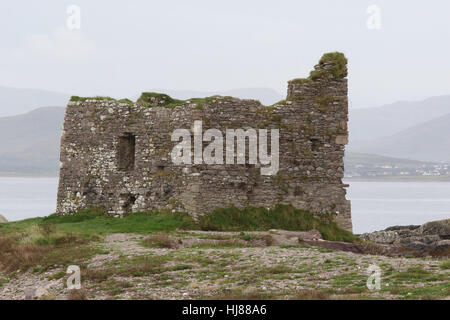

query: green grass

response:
[1,205,358,243]
[391,267,431,281]
[137,92,185,108]
[49,210,197,236]
[383,282,450,300]
[331,271,367,288]
[0,208,197,238]
[198,204,359,242]
[439,259,450,270]
[309,52,347,80]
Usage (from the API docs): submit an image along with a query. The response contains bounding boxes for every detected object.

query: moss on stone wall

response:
[314,95,344,112]
[137,93,232,109]
[289,52,347,84]
[288,78,313,85]
[117,98,134,105]
[137,92,185,108]
[70,96,134,105]
[309,52,347,80]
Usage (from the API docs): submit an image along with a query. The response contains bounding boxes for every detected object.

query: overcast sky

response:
[1,0,449,108]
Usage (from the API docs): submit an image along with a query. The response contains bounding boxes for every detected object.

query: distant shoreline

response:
[2,174,450,182]
[345,176,450,182]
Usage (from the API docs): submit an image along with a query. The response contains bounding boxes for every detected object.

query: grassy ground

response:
[0,208,448,300]
[0,205,357,241]
[199,205,358,242]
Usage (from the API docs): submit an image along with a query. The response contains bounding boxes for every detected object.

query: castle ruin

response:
[56,52,352,231]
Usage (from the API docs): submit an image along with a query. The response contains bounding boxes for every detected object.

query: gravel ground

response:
[1,231,448,300]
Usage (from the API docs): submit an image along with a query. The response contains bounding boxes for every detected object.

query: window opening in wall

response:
[310,138,321,152]
[117,133,136,171]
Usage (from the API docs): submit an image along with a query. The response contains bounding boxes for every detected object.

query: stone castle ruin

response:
[56,52,352,231]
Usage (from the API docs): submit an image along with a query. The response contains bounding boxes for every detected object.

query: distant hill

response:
[0,87,69,117]
[1,89,450,175]
[349,113,450,162]
[0,107,65,175]
[349,95,450,141]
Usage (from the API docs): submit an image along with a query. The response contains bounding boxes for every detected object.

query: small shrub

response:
[238,232,252,241]
[0,233,98,274]
[264,265,292,274]
[292,289,332,300]
[438,259,450,270]
[262,234,274,246]
[67,288,88,300]
[190,240,248,249]
[116,255,168,277]
[141,233,179,249]
[202,288,277,300]
[39,222,56,237]
[84,268,110,282]
[0,236,52,273]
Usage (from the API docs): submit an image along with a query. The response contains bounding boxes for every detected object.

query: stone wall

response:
[56,52,352,231]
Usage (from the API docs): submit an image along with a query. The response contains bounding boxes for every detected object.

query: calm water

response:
[0,177,58,222]
[347,181,450,233]
[1,178,449,234]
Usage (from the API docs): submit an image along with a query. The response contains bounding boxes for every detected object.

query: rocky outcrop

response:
[0,214,8,223]
[418,219,450,239]
[360,219,450,254]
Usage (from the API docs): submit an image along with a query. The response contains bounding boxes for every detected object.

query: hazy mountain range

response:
[0,87,449,175]
[348,95,450,162]
[349,113,450,162]
[0,106,64,175]
[0,86,284,175]
[0,86,284,118]
[349,95,450,141]
[0,87,69,117]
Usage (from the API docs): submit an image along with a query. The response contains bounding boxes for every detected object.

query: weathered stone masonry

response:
[56,52,352,231]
